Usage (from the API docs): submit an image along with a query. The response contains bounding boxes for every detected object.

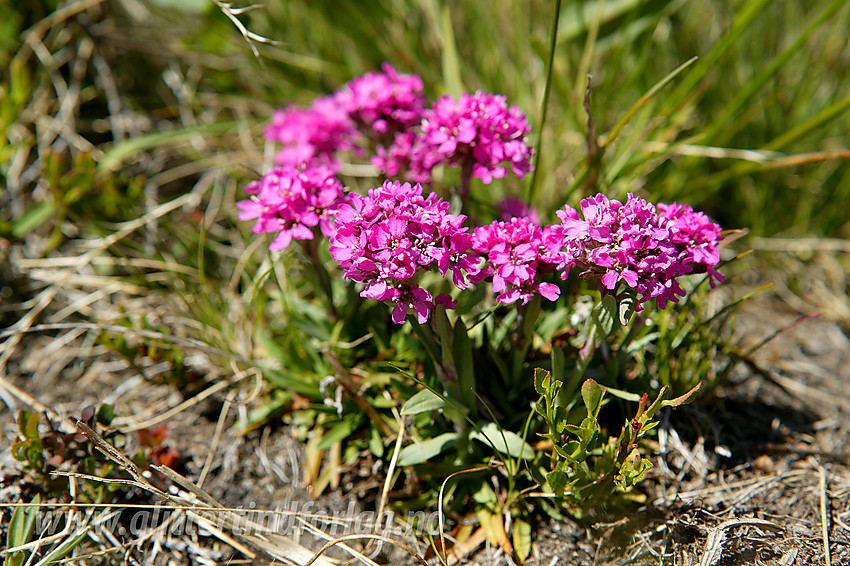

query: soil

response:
[2,275,849,566]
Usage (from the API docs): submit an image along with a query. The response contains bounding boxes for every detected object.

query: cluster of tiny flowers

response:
[261,64,534,190]
[237,165,346,251]
[657,202,725,286]
[376,91,534,185]
[264,64,427,170]
[328,180,479,324]
[472,217,561,305]
[264,96,359,170]
[244,64,726,323]
[554,193,724,309]
[334,63,428,138]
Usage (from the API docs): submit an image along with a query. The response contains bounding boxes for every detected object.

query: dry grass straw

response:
[64,420,336,565]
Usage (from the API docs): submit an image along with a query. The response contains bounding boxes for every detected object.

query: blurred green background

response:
[2,0,849,242]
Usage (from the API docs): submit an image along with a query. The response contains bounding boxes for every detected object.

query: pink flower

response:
[554,194,724,309]
[264,96,359,169]
[472,217,562,305]
[375,92,534,186]
[657,202,725,287]
[329,180,478,323]
[419,92,534,184]
[335,63,427,139]
[237,165,346,251]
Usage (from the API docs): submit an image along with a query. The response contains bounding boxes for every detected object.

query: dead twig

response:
[816,461,832,566]
[698,518,784,566]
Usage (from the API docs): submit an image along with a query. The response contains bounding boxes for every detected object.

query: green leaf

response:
[433,304,455,369]
[603,385,642,402]
[533,368,550,396]
[512,515,532,563]
[471,481,499,506]
[96,404,115,426]
[452,317,477,411]
[397,432,459,466]
[401,389,449,415]
[7,494,40,562]
[598,294,618,336]
[236,392,292,432]
[578,295,618,361]
[551,345,566,382]
[661,381,702,408]
[39,526,89,564]
[15,410,30,438]
[581,379,605,420]
[317,416,360,450]
[618,294,637,326]
[368,426,384,458]
[12,202,54,237]
[470,422,534,460]
[24,411,39,440]
[546,470,568,497]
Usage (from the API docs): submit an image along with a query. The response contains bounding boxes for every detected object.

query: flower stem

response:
[458,158,474,203]
[409,317,444,374]
[300,237,338,321]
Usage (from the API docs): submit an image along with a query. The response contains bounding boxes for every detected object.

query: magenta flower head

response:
[335,63,428,139]
[472,216,562,305]
[329,180,478,324]
[237,165,347,251]
[555,194,724,310]
[264,95,359,169]
[657,202,725,287]
[417,91,534,184]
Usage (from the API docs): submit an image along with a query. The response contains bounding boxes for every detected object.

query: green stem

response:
[458,159,474,203]
[527,0,563,204]
[409,317,443,372]
[300,237,338,321]
[511,296,541,388]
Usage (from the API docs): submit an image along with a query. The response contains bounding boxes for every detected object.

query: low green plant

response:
[4,493,88,566]
[9,406,178,502]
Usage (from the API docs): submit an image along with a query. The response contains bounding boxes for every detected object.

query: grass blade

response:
[702,0,846,145]
[661,0,772,113]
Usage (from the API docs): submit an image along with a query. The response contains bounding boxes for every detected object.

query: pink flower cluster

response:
[242,64,726,324]
[261,64,534,190]
[472,217,560,305]
[328,180,479,324]
[375,92,534,185]
[334,63,427,138]
[554,194,725,309]
[237,165,346,251]
[264,96,358,170]
[658,202,724,286]
[264,64,427,170]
